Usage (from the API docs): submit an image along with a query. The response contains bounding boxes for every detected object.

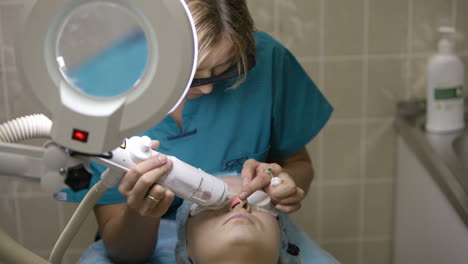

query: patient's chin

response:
[219,237,280,264]
[188,228,280,264]
[223,227,265,245]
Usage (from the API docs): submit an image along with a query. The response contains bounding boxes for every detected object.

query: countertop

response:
[395,100,468,226]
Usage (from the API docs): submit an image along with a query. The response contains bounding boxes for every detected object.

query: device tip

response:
[230,196,240,207]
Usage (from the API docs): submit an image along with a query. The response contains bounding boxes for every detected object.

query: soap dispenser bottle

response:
[426,27,465,133]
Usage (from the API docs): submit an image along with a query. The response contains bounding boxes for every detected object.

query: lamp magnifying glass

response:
[56,1,149,98]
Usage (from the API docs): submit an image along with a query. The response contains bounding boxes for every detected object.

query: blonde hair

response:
[187,0,255,87]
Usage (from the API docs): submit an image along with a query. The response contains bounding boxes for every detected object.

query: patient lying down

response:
[175,177,302,264]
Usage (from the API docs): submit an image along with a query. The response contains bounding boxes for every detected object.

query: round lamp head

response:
[17,0,198,154]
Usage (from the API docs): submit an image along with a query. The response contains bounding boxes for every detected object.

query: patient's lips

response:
[224,195,254,224]
[224,213,253,225]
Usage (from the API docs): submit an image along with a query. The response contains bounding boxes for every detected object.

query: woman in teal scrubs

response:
[59,0,335,263]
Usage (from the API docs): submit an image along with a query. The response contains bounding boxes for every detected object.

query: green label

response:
[434,85,463,100]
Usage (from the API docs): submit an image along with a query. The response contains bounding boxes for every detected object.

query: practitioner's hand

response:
[118,140,175,218]
[239,159,305,213]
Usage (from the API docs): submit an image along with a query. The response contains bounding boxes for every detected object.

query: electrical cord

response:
[48,179,108,264]
[49,168,125,264]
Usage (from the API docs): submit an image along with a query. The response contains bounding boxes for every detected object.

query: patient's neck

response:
[193,244,278,264]
[202,256,276,264]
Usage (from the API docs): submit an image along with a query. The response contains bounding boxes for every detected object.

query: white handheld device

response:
[94,136,231,207]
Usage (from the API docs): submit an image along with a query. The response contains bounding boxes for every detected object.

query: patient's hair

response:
[187,0,255,87]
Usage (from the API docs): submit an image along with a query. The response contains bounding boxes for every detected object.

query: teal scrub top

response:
[54,31,333,219]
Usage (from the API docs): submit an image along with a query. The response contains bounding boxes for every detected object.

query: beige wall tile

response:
[0,3,25,48]
[247,0,275,35]
[322,122,362,182]
[365,120,396,180]
[0,110,6,127]
[362,240,392,264]
[369,0,409,54]
[61,202,98,249]
[324,60,363,118]
[5,71,44,118]
[0,71,7,122]
[0,176,13,195]
[3,46,16,71]
[18,195,61,250]
[409,57,429,99]
[277,0,321,57]
[322,241,359,264]
[324,0,364,56]
[456,0,468,54]
[412,0,452,54]
[367,58,408,117]
[363,183,394,237]
[463,56,468,88]
[0,197,19,240]
[290,185,320,239]
[322,184,360,239]
[302,61,321,87]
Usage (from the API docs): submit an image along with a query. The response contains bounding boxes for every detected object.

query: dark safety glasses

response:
[190,54,256,88]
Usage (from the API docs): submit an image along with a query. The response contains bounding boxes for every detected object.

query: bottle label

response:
[434,85,463,100]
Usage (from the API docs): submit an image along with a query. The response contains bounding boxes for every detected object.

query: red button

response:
[72,129,89,143]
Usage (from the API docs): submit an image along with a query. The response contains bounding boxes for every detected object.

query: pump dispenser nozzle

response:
[438,26,455,54]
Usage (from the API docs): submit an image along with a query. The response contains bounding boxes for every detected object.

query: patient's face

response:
[186,177,280,264]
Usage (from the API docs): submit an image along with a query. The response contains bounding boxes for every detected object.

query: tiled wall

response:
[0,0,467,264]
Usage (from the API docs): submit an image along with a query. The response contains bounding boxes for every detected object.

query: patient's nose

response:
[230,196,251,211]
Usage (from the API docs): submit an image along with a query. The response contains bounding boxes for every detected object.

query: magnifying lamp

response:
[17,0,198,154]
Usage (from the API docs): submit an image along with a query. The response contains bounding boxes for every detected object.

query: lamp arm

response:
[0,142,46,182]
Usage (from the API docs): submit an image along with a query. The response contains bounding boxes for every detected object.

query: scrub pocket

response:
[221,146,271,172]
